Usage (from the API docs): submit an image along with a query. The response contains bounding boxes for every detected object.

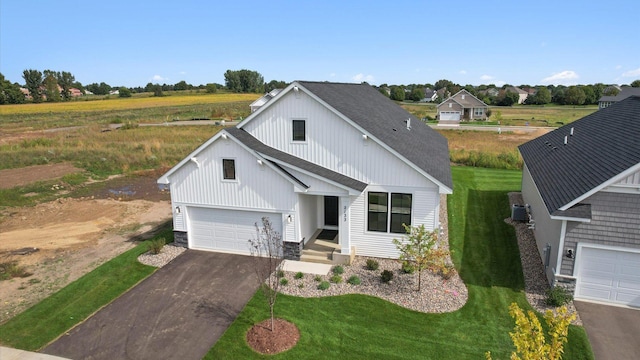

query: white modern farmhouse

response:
[519,96,640,307]
[158,81,452,263]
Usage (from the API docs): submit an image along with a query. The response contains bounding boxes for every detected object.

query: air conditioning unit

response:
[511,204,527,222]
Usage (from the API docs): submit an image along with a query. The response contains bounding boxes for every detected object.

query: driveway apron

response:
[43,251,261,360]
[574,300,640,360]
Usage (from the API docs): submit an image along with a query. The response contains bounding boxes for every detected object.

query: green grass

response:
[206,167,593,359]
[0,224,172,350]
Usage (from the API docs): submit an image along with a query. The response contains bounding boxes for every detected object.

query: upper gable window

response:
[292,120,306,142]
[222,159,236,180]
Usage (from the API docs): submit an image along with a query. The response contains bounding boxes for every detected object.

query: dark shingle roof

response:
[226,127,367,192]
[519,96,640,215]
[599,87,640,103]
[298,81,453,190]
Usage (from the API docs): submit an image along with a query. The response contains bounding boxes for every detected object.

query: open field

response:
[0,92,259,132]
[400,102,597,126]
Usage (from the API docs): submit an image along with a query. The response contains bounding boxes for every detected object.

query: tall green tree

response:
[392,224,448,291]
[86,82,112,95]
[173,80,190,91]
[389,86,405,101]
[0,73,26,104]
[118,87,132,97]
[224,69,264,93]
[43,74,61,102]
[525,86,551,105]
[205,83,217,94]
[58,71,76,100]
[564,86,586,105]
[631,79,640,87]
[409,88,425,101]
[22,69,43,103]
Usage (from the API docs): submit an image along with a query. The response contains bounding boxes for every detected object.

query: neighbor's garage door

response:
[189,207,282,255]
[439,111,461,121]
[575,245,640,307]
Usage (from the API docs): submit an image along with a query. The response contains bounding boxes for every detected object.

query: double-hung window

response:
[367,192,412,233]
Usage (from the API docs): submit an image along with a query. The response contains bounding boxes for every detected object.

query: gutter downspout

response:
[554,220,568,285]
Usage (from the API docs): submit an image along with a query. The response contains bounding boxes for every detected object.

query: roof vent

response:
[461,94,466,100]
[405,118,411,130]
[570,127,574,136]
[564,136,568,145]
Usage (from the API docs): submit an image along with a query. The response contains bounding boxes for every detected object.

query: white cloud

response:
[151,75,168,82]
[540,70,579,85]
[459,70,467,75]
[495,80,506,87]
[622,68,640,77]
[352,73,374,83]
[179,71,187,75]
[480,74,494,81]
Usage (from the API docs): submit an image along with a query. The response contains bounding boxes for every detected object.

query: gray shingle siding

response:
[561,191,640,275]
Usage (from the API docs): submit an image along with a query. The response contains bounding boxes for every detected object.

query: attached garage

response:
[188,207,282,255]
[575,245,640,307]
[439,111,461,121]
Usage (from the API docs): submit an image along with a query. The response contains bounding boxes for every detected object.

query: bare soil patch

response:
[0,163,83,189]
[0,195,171,323]
[246,318,300,355]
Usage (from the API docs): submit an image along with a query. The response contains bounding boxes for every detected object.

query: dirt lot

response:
[0,167,172,323]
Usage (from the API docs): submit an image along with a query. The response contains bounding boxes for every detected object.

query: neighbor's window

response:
[367,192,388,232]
[474,108,484,117]
[222,159,235,180]
[390,193,412,233]
[292,119,306,141]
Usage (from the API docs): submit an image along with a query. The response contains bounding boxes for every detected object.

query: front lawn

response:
[207,167,593,359]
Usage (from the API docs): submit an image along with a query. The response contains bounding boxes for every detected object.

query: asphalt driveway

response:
[574,301,640,360]
[43,251,262,360]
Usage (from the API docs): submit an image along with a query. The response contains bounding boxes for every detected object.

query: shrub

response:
[317,281,330,290]
[365,259,379,271]
[381,270,394,283]
[347,275,361,285]
[314,275,322,282]
[294,271,304,279]
[401,261,415,274]
[298,283,304,289]
[545,286,574,307]
[279,278,288,286]
[332,265,344,275]
[439,263,456,280]
[276,270,285,278]
[330,275,342,284]
[147,238,165,255]
[0,261,32,280]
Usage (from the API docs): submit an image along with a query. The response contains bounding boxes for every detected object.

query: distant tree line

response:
[2,68,639,106]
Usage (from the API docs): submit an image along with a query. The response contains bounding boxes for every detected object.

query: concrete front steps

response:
[300,238,340,264]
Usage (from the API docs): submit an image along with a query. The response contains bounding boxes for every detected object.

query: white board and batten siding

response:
[350,186,440,259]
[189,207,283,255]
[241,89,437,188]
[168,137,297,211]
[574,244,640,307]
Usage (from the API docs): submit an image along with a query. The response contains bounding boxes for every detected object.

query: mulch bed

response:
[246,318,300,355]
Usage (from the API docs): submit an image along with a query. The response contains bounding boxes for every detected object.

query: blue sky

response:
[2,0,639,88]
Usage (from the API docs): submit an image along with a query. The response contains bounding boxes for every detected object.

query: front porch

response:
[283,228,353,265]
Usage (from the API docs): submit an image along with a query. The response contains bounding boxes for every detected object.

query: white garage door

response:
[439,111,460,121]
[189,207,282,255]
[575,245,640,307]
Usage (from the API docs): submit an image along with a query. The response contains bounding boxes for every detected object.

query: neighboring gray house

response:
[598,86,640,109]
[518,96,640,307]
[505,86,529,104]
[421,88,438,102]
[159,81,452,264]
[436,90,488,125]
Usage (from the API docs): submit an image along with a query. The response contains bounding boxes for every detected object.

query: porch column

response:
[339,196,351,254]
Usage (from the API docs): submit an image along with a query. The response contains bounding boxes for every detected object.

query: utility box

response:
[511,204,527,222]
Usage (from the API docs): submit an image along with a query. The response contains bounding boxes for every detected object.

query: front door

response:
[324,196,339,227]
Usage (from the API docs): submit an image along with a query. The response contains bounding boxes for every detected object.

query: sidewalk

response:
[0,347,69,360]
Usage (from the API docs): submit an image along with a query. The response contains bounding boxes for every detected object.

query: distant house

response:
[421,88,438,102]
[519,96,640,307]
[250,89,282,112]
[436,90,488,125]
[158,81,452,263]
[598,86,640,109]
[70,88,83,97]
[505,86,529,104]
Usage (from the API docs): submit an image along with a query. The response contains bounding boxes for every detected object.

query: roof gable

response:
[295,81,452,191]
[519,96,640,213]
[439,89,487,108]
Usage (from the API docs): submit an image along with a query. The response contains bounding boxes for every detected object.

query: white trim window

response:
[367,192,412,233]
[222,159,236,180]
[292,119,306,141]
[474,108,484,117]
